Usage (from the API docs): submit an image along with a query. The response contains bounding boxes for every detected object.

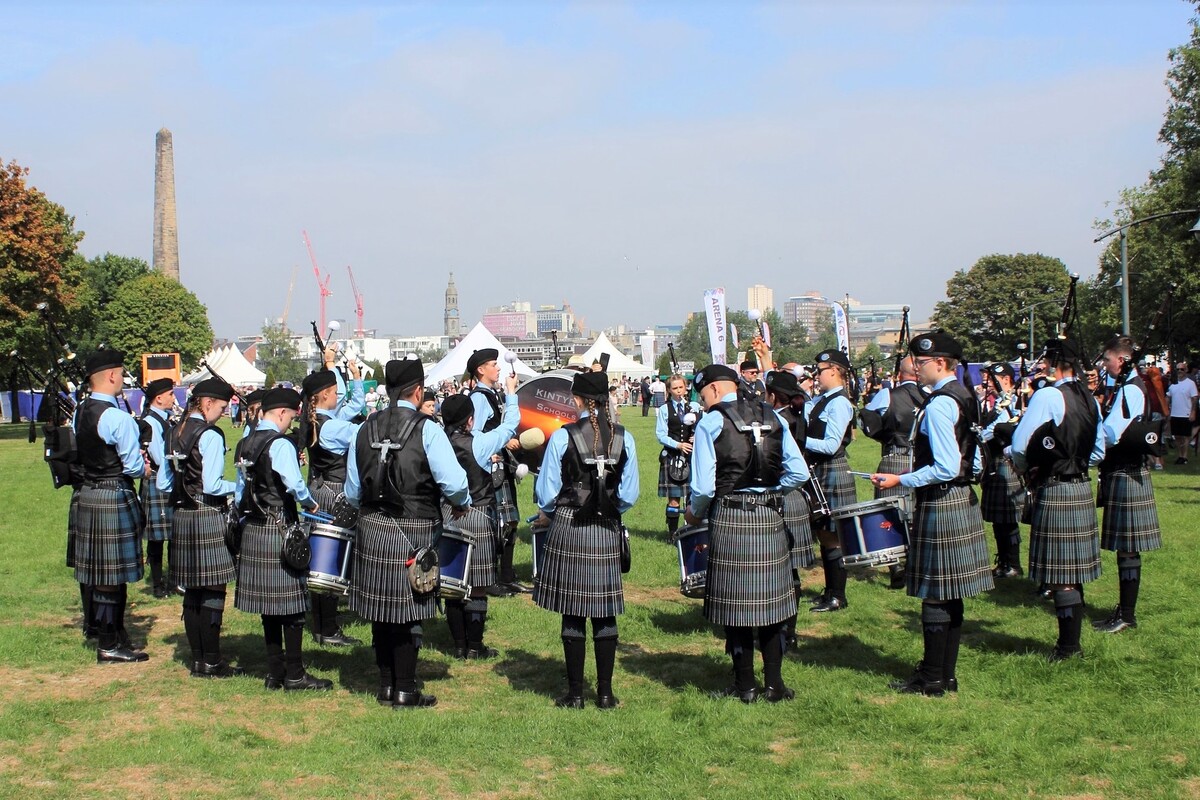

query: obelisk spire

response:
[153,128,180,281]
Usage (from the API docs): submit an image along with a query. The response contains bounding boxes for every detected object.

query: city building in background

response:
[747,284,774,313]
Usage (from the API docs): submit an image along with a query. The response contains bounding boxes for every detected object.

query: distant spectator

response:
[650,376,666,408]
[1166,361,1198,465]
[640,377,651,416]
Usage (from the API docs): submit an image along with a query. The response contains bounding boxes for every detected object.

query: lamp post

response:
[1019,299,1060,352]
[1094,209,1200,335]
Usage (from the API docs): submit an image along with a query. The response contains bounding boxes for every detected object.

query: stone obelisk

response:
[153,128,180,281]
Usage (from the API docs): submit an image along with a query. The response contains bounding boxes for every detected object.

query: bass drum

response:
[513,367,583,474]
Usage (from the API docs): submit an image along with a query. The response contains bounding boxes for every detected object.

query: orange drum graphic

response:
[513,368,582,473]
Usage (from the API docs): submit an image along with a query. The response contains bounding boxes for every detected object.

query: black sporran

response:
[619,526,631,574]
[280,522,311,571]
[224,500,245,560]
[666,451,690,484]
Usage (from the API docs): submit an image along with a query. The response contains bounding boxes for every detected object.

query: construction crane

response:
[347,264,366,338]
[279,266,298,332]
[302,230,333,333]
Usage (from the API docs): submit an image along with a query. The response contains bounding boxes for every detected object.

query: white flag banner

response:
[639,334,655,367]
[703,288,728,365]
[832,302,850,356]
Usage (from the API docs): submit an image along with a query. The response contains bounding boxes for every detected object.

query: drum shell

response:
[672,522,710,598]
[513,368,583,473]
[437,527,475,599]
[530,523,549,580]
[307,521,355,594]
[831,498,909,568]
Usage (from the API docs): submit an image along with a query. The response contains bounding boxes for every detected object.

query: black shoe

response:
[1036,586,1053,601]
[264,675,285,690]
[314,630,362,647]
[808,591,829,605]
[190,659,244,679]
[1048,646,1082,663]
[505,581,533,594]
[393,690,438,708]
[1091,606,1123,630]
[465,646,499,660]
[452,646,468,660]
[1174,456,1187,465]
[377,685,395,705]
[1096,615,1137,634]
[484,584,515,598]
[762,685,795,703]
[946,677,958,693]
[710,685,760,703]
[284,672,333,691]
[810,596,847,613]
[596,694,620,709]
[97,645,149,663]
[992,561,1022,579]
[555,693,586,709]
[888,570,907,590]
[890,674,945,697]
[784,634,798,651]
[152,583,171,599]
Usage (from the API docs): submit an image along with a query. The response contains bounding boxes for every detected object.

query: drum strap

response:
[717,402,774,485]
[366,412,423,504]
[567,424,625,517]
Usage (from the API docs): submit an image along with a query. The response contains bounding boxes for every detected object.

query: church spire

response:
[444,272,460,337]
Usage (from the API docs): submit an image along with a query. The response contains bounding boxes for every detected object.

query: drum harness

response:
[714,401,783,515]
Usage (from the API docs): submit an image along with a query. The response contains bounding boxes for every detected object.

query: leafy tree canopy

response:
[106,272,214,375]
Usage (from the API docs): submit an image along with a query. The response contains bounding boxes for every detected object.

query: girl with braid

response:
[534,371,639,709]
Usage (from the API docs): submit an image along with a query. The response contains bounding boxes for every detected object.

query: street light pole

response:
[1020,299,1059,351]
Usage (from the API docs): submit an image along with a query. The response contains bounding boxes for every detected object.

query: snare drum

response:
[672,522,710,598]
[307,521,355,595]
[436,526,475,600]
[530,523,549,580]
[830,497,909,568]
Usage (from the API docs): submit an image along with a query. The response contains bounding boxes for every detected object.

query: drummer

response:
[655,374,697,536]
[872,332,993,696]
[437,368,521,660]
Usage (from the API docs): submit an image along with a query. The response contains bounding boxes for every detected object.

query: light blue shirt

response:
[156,413,236,496]
[466,394,521,469]
[333,371,366,420]
[1009,378,1106,472]
[72,392,145,477]
[144,406,169,471]
[687,392,810,519]
[315,408,361,457]
[803,387,855,456]
[469,384,502,434]
[535,411,640,515]
[1101,381,1145,448]
[978,393,1017,443]
[898,376,982,488]
[865,386,891,413]
[234,419,315,509]
[655,398,700,450]
[344,400,470,508]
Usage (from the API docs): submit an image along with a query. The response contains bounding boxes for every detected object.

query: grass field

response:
[1,412,1198,799]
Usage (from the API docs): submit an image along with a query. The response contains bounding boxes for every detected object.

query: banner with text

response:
[704,288,728,365]
[639,334,656,369]
[833,302,850,357]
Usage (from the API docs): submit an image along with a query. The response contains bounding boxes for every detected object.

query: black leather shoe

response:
[1036,586,1053,601]
[890,675,945,697]
[284,672,333,691]
[1092,606,1123,630]
[465,646,499,660]
[264,675,285,690]
[393,691,437,708]
[762,685,795,702]
[888,570,907,590]
[992,562,1022,579]
[784,634,798,651]
[505,581,533,594]
[1096,616,1137,634]
[946,677,958,693]
[376,685,395,705]
[1047,646,1082,663]
[555,693,585,709]
[152,583,172,599]
[485,584,515,598]
[810,596,847,613]
[452,646,468,660]
[191,659,244,678]
[314,630,362,647]
[596,694,620,709]
[97,646,149,663]
[710,685,760,703]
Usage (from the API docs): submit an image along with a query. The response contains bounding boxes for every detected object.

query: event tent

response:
[181,344,267,388]
[424,322,538,385]
[579,332,654,377]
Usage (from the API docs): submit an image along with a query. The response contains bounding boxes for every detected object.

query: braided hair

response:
[585,398,616,457]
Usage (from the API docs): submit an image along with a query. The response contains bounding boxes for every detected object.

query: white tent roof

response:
[425,322,538,385]
[181,344,267,388]
[580,332,653,377]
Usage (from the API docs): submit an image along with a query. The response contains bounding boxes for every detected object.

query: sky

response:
[0,1,1192,340]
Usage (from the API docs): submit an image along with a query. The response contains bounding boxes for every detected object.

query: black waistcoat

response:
[1024,381,1098,479]
[471,386,502,433]
[140,409,170,471]
[1101,375,1147,468]
[881,383,923,450]
[449,428,495,506]
[354,406,439,519]
[76,398,125,481]
[777,404,806,448]
[805,391,853,463]
[167,416,224,508]
[557,418,627,516]
[913,379,980,485]
[237,429,296,521]
[307,414,347,482]
[712,399,785,497]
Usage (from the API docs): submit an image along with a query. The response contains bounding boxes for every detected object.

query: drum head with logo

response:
[513,368,582,474]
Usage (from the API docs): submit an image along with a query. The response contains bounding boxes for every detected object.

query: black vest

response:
[664,399,694,447]
[880,383,923,451]
[557,418,627,517]
[1101,375,1148,467]
[471,386,502,433]
[307,414,348,483]
[354,406,439,519]
[140,409,170,471]
[448,428,495,506]
[236,429,296,522]
[777,404,806,449]
[75,398,124,481]
[805,390,853,463]
[913,379,980,485]
[1024,381,1098,479]
[982,393,1019,456]
[712,399,785,497]
[167,416,224,509]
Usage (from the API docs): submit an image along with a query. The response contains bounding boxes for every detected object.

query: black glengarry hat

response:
[571,371,609,402]
[84,348,126,377]
[692,364,738,392]
[466,348,499,377]
[143,377,174,400]
[385,357,424,391]
[440,394,473,427]
[261,387,301,412]
[815,349,852,370]
[192,378,235,402]
[909,332,964,361]
[765,370,802,398]
[302,370,338,398]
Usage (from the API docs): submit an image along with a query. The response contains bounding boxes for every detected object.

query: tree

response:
[257,322,306,386]
[68,252,152,355]
[414,346,446,363]
[105,272,214,375]
[930,253,1072,360]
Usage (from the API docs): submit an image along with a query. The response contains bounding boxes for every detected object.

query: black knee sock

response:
[1054,588,1083,652]
[147,540,164,586]
[824,549,847,600]
[465,598,488,650]
[593,630,617,698]
[562,615,587,696]
[393,623,419,693]
[372,622,394,690]
[182,588,204,662]
[993,526,1009,563]
[199,588,226,663]
[920,603,951,684]
[80,583,95,633]
[944,599,964,682]
[283,615,305,680]
[315,593,340,636]
[666,505,680,534]
[725,626,757,691]
[262,616,285,679]
[309,593,324,636]
[445,599,467,648]
[93,588,120,650]
[115,584,129,641]
[1007,527,1022,567]
[758,623,786,689]
[1118,554,1141,621]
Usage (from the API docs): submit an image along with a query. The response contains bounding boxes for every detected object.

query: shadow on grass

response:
[646,603,715,636]
[493,648,563,699]
[790,633,915,678]
[891,606,1049,657]
[620,642,727,691]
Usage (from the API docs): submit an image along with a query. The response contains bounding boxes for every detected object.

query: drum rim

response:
[829,497,906,519]
[308,522,355,540]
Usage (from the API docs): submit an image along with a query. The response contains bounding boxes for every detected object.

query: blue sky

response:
[0,1,1192,339]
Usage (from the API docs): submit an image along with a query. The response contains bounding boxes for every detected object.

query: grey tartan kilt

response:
[811,454,857,528]
[704,498,794,627]
[169,506,236,587]
[657,452,690,500]
[350,512,440,624]
[1099,467,1162,553]
[309,479,344,512]
[875,447,915,501]
[981,459,1025,524]
[66,491,79,569]
[442,502,499,589]
[783,488,815,569]
[140,474,174,542]
[1028,480,1101,585]
[495,473,520,525]
[234,519,308,616]
[906,484,994,601]
[533,506,624,618]
[73,482,144,586]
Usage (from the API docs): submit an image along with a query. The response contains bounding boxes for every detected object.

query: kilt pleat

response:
[234,519,308,615]
[906,484,993,600]
[1099,467,1162,553]
[703,499,794,627]
[783,488,815,569]
[533,506,624,618]
[495,474,520,525]
[66,491,79,569]
[350,512,439,624]
[73,483,144,585]
[309,479,344,513]
[443,503,498,588]
[657,453,690,499]
[140,474,174,542]
[981,458,1025,524]
[811,454,857,522]
[169,506,236,587]
[1028,480,1101,585]
[875,447,915,501]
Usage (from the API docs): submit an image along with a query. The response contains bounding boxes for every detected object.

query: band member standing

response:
[534,371,639,709]
[656,374,697,535]
[1009,337,1105,661]
[738,360,766,402]
[72,349,149,663]
[139,378,177,598]
[468,348,529,595]
[299,363,365,648]
[873,333,994,696]
[158,378,241,677]
[345,358,470,709]
[239,389,266,442]
[438,372,521,659]
[804,350,858,613]
[234,387,331,691]
[1093,335,1161,634]
[978,363,1026,578]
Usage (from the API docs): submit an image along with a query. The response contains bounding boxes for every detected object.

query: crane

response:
[279,266,298,332]
[302,230,333,333]
[347,264,365,338]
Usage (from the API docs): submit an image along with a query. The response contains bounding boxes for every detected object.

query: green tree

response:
[68,252,152,355]
[415,346,446,363]
[257,322,306,386]
[105,272,214,375]
[930,253,1072,360]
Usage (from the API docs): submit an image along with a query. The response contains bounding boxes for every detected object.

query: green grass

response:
[0,414,1198,799]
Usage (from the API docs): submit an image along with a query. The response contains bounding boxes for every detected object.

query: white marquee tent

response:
[424,322,537,385]
[579,332,654,378]
[181,344,267,388]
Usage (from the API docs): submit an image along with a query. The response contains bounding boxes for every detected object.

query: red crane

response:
[302,230,333,333]
[347,264,365,337]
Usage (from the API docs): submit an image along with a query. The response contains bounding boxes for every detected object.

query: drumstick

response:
[301,510,335,523]
[847,471,876,480]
